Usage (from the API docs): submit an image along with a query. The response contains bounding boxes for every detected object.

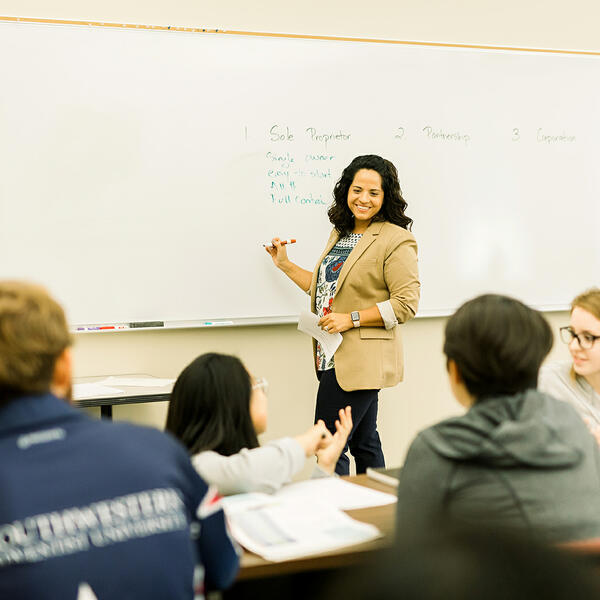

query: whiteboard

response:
[1,21,599,327]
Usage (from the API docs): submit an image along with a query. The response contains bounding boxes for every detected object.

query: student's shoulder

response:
[191,448,220,469]
[405,427,442,459]
[87,418,187,458]
[540,360,572,377]
[539,360,574,389]
[399,427,456,483]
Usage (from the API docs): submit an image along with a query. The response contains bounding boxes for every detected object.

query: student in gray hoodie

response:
[397,294,600,542]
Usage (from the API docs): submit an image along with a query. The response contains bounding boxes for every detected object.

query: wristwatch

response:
[351,311,360,328]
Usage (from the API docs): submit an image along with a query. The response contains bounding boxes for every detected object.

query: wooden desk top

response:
[237,473,397,580]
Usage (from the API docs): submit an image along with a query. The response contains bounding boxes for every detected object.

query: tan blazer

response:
[310,221,420,391]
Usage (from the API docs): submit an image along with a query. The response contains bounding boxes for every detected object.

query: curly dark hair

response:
[327,155,413,237]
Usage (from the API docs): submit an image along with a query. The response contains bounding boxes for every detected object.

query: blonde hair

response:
[0,280,71,398]
[571,288,600,320]
[569,288,600,381]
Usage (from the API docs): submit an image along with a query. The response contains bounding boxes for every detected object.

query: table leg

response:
[100,405,113,420]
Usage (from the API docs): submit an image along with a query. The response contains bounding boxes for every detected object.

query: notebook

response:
[366,466,402,487]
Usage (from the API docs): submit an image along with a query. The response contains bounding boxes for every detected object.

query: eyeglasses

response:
[252,377,269,394]
[560,326,600,350]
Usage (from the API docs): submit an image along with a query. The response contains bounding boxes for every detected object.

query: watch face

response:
[351,311,360,322]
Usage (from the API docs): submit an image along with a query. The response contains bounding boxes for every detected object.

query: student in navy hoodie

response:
[0,281,239,600]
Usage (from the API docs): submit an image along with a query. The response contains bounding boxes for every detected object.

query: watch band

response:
[351,311,360,328]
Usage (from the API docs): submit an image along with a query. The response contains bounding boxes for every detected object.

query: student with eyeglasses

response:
[539,288,600,441]
[165,353,352,495]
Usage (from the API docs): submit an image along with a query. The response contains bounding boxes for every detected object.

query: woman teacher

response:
[266,154,420,475]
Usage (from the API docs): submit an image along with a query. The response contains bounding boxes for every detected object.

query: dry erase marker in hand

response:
[263,239,296,248]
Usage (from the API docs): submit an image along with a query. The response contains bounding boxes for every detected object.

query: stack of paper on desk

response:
[72,383,123,399]
[72,376,175,399]
[221,478,396,562]
[275,477,397,510]
[101,376,174,387]
[223,495,380,562]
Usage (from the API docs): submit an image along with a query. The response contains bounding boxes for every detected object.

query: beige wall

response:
[2,0,592,469]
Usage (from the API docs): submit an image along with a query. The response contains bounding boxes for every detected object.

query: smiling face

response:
[346,169,384,233]
[569,306,600,378]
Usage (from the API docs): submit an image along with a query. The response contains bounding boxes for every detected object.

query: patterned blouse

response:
[315,233,362,371]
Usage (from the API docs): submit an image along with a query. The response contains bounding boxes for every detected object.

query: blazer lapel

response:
[335,221,385,293]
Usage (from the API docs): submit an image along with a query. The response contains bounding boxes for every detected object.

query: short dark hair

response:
[165,353,259,456]
[443,294,553,400]
[327,154,413,237]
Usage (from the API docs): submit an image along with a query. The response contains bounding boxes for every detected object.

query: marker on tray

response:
[262,239,296,248]
[76,324,129,331]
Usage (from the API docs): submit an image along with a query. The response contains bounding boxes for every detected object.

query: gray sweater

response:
[539,360,600,429]
[191,437,328,496]
[397,390,600,542]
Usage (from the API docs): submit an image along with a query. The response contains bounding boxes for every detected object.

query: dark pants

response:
[315,369,385,476]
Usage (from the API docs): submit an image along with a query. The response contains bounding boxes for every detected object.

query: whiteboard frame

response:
[1,15,588,332]
[1,15,599,57]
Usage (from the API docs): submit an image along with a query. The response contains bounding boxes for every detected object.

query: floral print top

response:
[315,233,362,371]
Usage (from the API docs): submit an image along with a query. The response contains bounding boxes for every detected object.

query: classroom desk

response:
[237,474,397,580]
[72,374,173,420]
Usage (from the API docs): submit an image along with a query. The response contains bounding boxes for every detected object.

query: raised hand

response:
[316,406,353,474]
[294,420,329,457]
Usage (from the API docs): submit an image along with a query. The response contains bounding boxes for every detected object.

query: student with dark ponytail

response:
[166,353,352,495]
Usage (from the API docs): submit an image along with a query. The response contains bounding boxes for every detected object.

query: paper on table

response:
[101,376,175,387]
[221,493,276,514]
[73,383,123,399]
[275,477,397,511]
[297,311,342,362]
[223,498,381,562]
[222,477,396,516]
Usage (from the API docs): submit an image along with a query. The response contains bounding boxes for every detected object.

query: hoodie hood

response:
[421,389,584,469]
